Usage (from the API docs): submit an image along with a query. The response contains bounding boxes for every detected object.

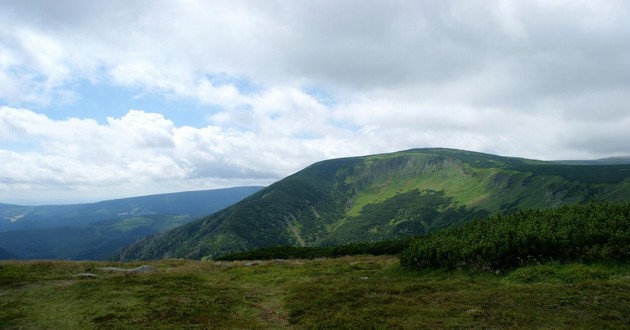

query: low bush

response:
[215,237,415,261]
[400,203,630,271]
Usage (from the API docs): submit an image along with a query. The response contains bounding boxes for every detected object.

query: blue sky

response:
[44,80,219,127]
[2,0,630,204]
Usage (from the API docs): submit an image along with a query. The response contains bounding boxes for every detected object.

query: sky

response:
[1,0,630,205]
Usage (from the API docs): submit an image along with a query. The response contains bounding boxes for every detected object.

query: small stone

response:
[73,273,97,278]
[97,265,156,273]
[128,265,156,273]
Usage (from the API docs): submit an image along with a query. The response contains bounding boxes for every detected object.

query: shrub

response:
[215,237,415,261]
[400,203,630,271]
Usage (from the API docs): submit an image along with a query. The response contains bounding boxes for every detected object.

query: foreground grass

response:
[1,256,629,329]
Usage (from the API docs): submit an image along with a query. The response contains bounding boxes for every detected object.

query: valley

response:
[0,187,263,260]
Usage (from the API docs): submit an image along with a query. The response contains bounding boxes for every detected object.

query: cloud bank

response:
[1,1,630,203]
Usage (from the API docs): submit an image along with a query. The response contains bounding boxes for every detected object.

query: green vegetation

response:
[216,237,414,261]
[323,189,489,245]
[118,148,630,261]
[4,200,630,328]
[401,203,630,271]
[2,256,630,328]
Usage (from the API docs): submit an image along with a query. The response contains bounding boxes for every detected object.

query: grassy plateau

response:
[2,256,630,329]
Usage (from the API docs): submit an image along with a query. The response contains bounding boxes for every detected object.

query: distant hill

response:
[553,156,630,165]
[0,247,17,260]
[117,148,630,260]
[0,187,264,232]
[0,187,263,260]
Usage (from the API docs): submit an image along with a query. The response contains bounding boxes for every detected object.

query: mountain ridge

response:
[117,148,630,261]
[0,186,264,232]
[0,186,264,260]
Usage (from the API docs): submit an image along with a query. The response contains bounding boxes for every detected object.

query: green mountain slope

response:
[0,187,263,260]
[117,148,630,260]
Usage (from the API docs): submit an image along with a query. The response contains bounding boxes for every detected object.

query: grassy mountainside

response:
[6,200,629,328]
[118,148,630,260]
[2,257,630,328]
[0,187,263,260]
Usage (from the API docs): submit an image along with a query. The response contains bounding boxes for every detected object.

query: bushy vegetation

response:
[401,203,630,271]
[215,238,414,261]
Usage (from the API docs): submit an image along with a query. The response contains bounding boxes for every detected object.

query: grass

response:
[345,163,561,219]
[1,256,629,329]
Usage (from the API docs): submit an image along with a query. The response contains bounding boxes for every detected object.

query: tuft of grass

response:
[503,262,623,284]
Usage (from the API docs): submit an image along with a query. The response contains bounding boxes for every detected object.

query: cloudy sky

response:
[1,0,630,204]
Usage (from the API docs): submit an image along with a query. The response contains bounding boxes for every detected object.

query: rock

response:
[73,273,97,278]
[97,265,157,274]
[129,265,156,273]
[243,261,264,266]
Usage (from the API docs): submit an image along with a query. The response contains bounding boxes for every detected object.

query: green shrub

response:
[400,203,630,271]
[215,237,415,261]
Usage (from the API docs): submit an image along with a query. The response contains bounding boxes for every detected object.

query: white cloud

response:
[3,0,630,109]
[2,1,630,203]
[0,105,353,203]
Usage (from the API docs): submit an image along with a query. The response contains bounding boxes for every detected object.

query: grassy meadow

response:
[2,256,630,329]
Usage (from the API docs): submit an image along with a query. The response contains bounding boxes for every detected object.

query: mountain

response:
[554,156,630,165]
[117,148,630,261]
[0,187,264,232]
[0,247,17,260]
[0,187,263,260]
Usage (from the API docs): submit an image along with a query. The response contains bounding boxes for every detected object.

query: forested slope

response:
[118,148,630,260]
